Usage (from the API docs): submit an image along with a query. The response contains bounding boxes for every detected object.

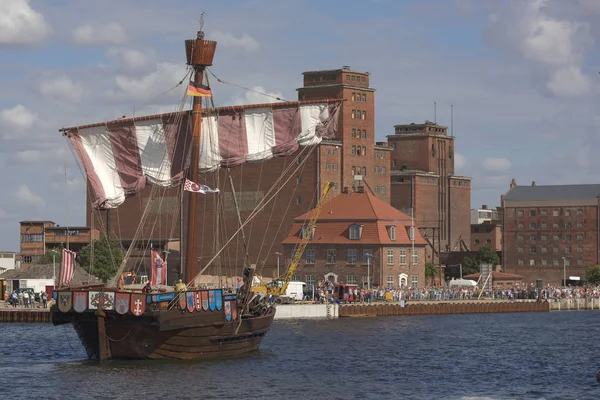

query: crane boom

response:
[272,182,332,296]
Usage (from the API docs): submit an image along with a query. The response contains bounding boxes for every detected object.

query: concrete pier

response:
[548,298,600,311]
[274,303,339,319]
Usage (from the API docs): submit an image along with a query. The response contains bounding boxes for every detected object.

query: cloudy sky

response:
[1,0,600,252]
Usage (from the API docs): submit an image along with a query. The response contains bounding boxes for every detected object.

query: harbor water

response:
[1,311,599,399]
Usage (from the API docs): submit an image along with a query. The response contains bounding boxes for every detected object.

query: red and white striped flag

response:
[60,248,76,286]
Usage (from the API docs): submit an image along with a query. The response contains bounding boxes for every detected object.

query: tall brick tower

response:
[297,67,390,202]
[387,122,471,262]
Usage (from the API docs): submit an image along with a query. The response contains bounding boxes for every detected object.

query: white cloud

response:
[0,206,6,219]
[12,185,45,209]
[0,0,51,45]
[211,31,259,52]
[39,76,84,102]
[14,149,41,163]
[106,48,156,71]
[454,152,467,170]
[546,66,591,96]
[0,104,37,134]
[71,22,126,45]
[482,157,511,174]
[232,86,284,106]
[106,62,185,102]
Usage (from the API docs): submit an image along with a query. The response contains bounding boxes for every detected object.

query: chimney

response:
[482,205,488,210]
[532,181,536,187]
[510,178,517,189]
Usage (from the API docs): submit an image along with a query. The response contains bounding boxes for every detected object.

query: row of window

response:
[352,166,367,176]
[21,255,42,263]
[308,74,337,82]
[517,258,582,266]
[300,274,418,290]
[324,163,338,171]
[351,110,367,120]
[352,145,367,156]
[517,233,585,241]
[473,239,493,245]
[373,166,387,174]
[374,186,388,194]
[345,75,366,83]
[517,222,583,229]
[517,208,585,217]
[387,249,418,265]
[374,152,386,160]
[351,92,367,102]
[517,245,584,253]
[451,181,469,187]
[300,248,418,265]
[325,148,339,156]
[351,128,367,139]
[21,234,44,243]
[51,230,81,236]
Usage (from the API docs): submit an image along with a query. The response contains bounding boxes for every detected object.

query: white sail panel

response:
[135,119,172,185]
[298,104,329,146]
[79,125,126,208]
[199,115,220,172]
[244,107,275,162]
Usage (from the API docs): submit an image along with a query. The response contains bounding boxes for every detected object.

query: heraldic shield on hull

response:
[214,289,223,311]
[58,292,72,313]
[73,291,87,313]
[115,292,130,315]
[195,292,202,311]
[225,300,232,321]
[186,292,195,312]
[130,294,145,316]
[209,290,216,311]
[201,290,209,311]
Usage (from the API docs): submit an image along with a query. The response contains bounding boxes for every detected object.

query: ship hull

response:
[52,306,275,360]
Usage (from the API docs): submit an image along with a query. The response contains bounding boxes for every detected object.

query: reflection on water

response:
[1,311,599,399]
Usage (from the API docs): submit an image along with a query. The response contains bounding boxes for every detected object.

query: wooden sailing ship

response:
[50,28,340,361]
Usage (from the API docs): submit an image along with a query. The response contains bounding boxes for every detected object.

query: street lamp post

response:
[275,252,282,278]
[366,253,372,291]
[562,257,566,286]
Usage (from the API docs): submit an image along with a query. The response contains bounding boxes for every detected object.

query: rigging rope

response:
[206,68,290,103]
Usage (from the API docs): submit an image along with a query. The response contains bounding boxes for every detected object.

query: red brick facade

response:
[502,182,600,285]
[471,222,502,251]
[388,122,471,263]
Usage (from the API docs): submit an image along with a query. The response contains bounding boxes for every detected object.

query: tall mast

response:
[184,29,217,284]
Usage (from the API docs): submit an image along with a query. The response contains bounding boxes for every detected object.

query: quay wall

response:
[339,300,549,317]
[0,309,51,323]
[274,303,338,319]
[549,298,600,311]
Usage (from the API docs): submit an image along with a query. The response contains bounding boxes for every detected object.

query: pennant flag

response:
[187,81,212,97]
[184,179,219,194]
[151,250,166,286]
[60,248,76,286]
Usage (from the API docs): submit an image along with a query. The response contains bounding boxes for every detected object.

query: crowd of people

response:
[4,289,48,308]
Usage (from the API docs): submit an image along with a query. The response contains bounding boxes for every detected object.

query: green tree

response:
[425,262,437,286]
[461,245,500,276]
[586,265,600,285]
[78,235,124,282]
[37,247,62,265]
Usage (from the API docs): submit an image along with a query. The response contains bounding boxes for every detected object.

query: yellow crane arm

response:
[274,181,332,296]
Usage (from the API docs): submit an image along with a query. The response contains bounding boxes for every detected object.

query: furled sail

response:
[63,100,340,210]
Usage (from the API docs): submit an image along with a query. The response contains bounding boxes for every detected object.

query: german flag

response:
[187,81,212,97]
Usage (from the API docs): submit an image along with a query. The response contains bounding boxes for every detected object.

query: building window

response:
[530,234,536,241]
[541,235,547,241]
[387,276,394,289]
[347,275,357,285]
[517,210,524,217]
[553,209,559,216]
[382,167,386,174]
[296,176,302,184]
[530,210,536,217]
[517,246,523,253]
[362,130,366,139]
[541,246,547,253]
[325,163,330,170]
[389,226,396,240]
[530,222,536,229]
[352,110,356,119]
[352,128,356,138]
[21,234,44,243]
[530,246,536,253]
[542,259,547,265]
[564,258,571,266]
[577,222,583,228]
[362,167,366,176]
[577,209,583,216]
[553,234,560,240]
[553,223,559,229]
[349,224,361,240]
[297,196,302,205]
[347,249,357,264]
[326,249,336,264]
[541,210,548,216]
[518,223,523,229]
[362,249,372,264]
[297,156,303,164]
[352,145,356,155]
[475,239,481,245]
[305,249,316,264]
[565,209,571,217]
[301,225,315,240]
[553,259,559,266]
[541,223,547,229]
[362,94,366,102]
[306,275,316,291]
[518,259,524,266]
[529,259,535,266]
[553,246,559,253]
[361,111,366,119]
[400,249,407,264]
[518,234,524,241]
[375,166,379,173]
[577,245,583,253]
[387,249,394,264]
[577,258,583,265]
[565,246,571,253]
[565,234,571,241]
[412,249,418,264]
[351,93,356,101]
[333,164,338,171]
[333,148,338,155]
[565,222,572,229]
[577,234,584,240]
[411,275,418,287]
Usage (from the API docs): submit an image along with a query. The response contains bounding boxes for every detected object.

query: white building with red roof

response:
[282,187,427,290]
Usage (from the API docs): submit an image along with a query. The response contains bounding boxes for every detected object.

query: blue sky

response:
[1,0,600,251]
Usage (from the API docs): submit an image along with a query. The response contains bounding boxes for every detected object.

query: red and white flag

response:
[60,248,76,286]
[184,179,219,194]
[151,250,166,286]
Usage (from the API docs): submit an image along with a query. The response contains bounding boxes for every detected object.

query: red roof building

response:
[282,188,427,290]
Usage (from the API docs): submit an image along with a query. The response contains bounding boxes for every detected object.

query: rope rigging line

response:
[206,67,290,103]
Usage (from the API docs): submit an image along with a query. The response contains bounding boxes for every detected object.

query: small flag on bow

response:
[184,179,219,194]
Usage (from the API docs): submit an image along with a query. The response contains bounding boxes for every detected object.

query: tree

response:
[425,262,437,286]
[78,235,124,283]
[586,265,600,285]
[461,245,500,276]
[37,247,62,265]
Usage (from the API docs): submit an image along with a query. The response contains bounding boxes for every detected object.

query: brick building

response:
[502,180,600,285]
[87,66,391,278]
[281,188,427,291]
[471,222,502,252]
[20,221,100,269]
[387,121,471,262]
